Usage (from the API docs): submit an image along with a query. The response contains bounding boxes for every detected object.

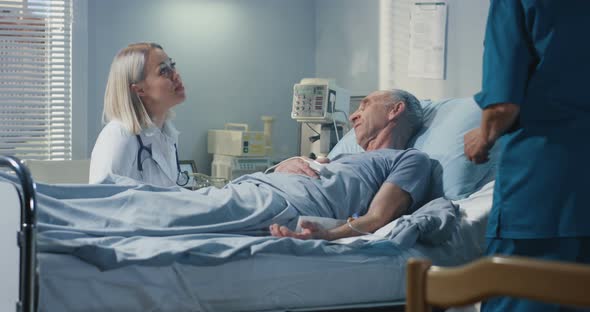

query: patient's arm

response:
[269,182,411,241]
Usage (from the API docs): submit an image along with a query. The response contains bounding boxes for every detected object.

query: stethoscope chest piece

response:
[136,135,189,186]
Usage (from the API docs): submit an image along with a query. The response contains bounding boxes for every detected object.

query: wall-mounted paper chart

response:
[408,1,448,79]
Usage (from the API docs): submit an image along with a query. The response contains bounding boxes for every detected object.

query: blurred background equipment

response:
[208,117,273,182]
[291,78,350,158]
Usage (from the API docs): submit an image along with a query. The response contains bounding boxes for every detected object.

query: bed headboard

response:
[0,156,38,312]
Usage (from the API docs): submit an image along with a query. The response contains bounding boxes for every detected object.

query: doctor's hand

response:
[464,127,494,164]
[274,157,319,178]
[269,221,328,240]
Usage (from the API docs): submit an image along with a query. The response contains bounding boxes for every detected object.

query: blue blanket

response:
[1,173,458,270]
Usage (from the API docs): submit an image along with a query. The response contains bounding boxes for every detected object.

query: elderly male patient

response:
[0,89,430,245]
[268,89,429,240]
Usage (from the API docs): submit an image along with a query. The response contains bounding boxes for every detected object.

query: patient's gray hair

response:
[390,89,423,137]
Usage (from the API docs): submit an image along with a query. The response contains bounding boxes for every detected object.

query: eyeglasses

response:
[158,59,177,80]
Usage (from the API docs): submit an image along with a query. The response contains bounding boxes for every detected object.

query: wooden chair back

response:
[406,256,590,312]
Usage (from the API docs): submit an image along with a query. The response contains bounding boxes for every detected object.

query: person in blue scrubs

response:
[464,1,590,311]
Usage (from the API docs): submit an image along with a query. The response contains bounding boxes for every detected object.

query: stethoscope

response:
[136,135,190,186]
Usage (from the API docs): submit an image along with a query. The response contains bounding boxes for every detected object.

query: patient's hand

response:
[269,221,327,240]
[274,157,319,178]
[316,156,330,164]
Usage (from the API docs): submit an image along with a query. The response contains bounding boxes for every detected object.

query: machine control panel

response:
[237,159,268,170]
[292,83,336,122]
[211,154,271,181]
[291,78,349,123]
[292,84,328,116]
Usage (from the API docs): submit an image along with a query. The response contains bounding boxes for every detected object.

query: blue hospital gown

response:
[235,148,431,220]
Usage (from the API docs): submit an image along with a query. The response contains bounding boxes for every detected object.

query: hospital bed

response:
[0,97,497,311]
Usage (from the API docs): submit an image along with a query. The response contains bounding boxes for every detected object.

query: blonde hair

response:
[102,42,164,135]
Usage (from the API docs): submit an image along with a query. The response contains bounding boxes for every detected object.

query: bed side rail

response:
[0,156,38,312]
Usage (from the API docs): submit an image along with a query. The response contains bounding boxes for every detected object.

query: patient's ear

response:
[388,101,406,121]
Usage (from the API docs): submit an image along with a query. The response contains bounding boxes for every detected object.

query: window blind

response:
[0,0,72,160]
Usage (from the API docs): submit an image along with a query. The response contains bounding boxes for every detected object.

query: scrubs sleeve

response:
[474,0,535,109]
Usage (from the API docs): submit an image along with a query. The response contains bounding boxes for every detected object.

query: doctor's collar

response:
[143,120,179,139]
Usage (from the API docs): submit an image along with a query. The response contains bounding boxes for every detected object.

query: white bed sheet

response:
[37,182,494,312]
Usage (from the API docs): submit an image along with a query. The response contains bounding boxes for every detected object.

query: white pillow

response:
[451,180,495,254]
[410,98,499,200]
[326,129,364,159]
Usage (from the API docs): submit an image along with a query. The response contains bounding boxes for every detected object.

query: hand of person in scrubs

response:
[269,221,328,240]
[464,127,493,164]
[464,103,519,164]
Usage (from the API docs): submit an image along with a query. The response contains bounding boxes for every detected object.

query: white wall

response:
[74,0,489,172]
[313,0,489,101]
[71,0,88,159]
[380,0,489,100]
[85,0,316,173]
[315,0,380,96]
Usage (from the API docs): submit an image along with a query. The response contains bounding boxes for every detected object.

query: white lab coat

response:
[89,120,180,187]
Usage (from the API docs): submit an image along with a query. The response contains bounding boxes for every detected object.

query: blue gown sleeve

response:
[385,150,431,213]
[474,0,536,109]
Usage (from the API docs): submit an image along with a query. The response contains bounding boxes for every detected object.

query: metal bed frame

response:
[1,156,38,312]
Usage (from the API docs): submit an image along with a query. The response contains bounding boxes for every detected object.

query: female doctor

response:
[89,42,189,187]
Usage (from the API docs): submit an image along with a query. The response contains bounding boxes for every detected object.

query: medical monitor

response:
[291,78,350,123]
